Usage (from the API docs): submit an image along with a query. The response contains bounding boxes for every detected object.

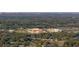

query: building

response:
[8,29,15,33]
[46,28,62,33]
[27,28,46,34]
[15,29,27,33]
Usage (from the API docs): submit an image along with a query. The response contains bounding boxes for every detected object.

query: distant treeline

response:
[0,16,79,29]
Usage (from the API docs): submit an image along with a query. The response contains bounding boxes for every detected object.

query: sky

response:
[0,0,79,12]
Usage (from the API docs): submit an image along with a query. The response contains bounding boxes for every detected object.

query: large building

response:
[46,28,62,33]
[27,28,46,34]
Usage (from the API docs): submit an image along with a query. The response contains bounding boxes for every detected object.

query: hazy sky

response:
[0,0,79,12]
